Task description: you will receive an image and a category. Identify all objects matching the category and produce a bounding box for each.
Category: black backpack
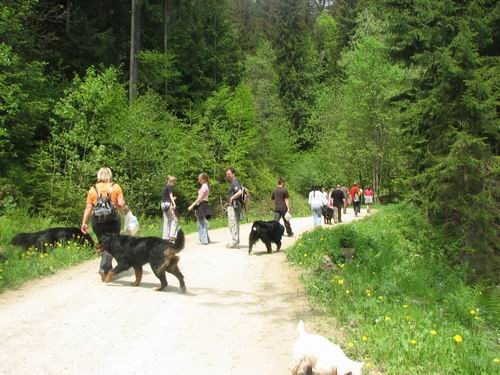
[93,184,117,223]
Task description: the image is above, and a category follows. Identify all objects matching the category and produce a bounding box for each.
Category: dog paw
[180,286,187,293]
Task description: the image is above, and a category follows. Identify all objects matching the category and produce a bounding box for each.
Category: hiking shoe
[287,233,294,237]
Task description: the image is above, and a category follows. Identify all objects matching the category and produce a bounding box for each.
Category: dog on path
[291,320,364,375]
[248,220,285,255]
[97,230,186,292]
[11,227,94,252]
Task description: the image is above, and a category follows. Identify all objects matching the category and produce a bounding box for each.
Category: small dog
[97,230,186,292]
[11,227,95,252]
[291,321,364,375]
[322,206,334,225]
[248,220,285,255]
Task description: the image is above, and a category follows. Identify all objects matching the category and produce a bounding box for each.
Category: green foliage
[288,205,500,373]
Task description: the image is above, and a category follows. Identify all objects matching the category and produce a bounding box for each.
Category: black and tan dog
[248,220,285,255]
[322,206,334,224]
[11,227,94,252]
[97,230,186,292]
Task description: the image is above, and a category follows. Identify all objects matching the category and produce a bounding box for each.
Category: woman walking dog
[188,173,212,245]
[81,167,128,281]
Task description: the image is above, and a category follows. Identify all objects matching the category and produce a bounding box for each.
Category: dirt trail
[0,211,367,375]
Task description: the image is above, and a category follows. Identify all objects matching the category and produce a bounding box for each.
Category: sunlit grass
[287,204,499,374]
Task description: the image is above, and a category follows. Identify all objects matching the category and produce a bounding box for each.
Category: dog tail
[170,229,185,252]
[297,320,305,336]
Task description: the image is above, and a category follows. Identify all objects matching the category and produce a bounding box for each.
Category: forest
[0,0,498,283]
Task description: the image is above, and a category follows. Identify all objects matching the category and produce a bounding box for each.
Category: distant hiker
[225,167,242,249]
[331,184,345,223]
[340,185,349,214]
[308,185,323,227]
[272,177,293,237]
[350,183,361,216]
[364,186,374,213]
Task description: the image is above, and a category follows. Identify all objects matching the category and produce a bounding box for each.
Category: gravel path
[0,210,367,375]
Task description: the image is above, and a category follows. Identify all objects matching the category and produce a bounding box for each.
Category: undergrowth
[287,204,500,374]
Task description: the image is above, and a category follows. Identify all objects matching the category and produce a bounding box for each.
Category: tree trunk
[129,0,142,103]
[65,0,71,35]
[164,0,171,98]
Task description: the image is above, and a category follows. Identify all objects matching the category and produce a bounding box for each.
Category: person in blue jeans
[188,173,211,245]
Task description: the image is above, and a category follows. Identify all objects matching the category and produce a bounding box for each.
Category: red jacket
[349,185,359,199]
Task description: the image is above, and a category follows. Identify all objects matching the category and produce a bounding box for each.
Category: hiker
[188,173,212,245]
[331,185,345,223]
[81,167,128,281]
[161,176,178,241]
[340,185,349,214]
[225,167,243,249]
[364,186,374,213]
[350,183,361,216]
[271,177,293,237]
[308,185,323,227]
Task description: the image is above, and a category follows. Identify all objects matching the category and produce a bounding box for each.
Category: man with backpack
[81,167,128,281]
[272,177,293,236]
[225,167,242,249]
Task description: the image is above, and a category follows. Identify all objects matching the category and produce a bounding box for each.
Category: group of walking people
[308,183,374,227]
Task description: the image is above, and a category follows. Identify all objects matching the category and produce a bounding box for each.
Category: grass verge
[287,204,499,374]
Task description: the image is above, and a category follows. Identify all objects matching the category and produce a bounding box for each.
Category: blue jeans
[312,208,322,227]
[197,217,210,245]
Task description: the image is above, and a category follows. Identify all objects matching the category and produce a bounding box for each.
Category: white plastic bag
[284,211,292,221]
[124,210,139,235]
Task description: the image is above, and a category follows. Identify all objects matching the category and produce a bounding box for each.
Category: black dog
[248,220,285,255]
[11,227,95,252]
[322,206,334,224]
[97,230,186,292]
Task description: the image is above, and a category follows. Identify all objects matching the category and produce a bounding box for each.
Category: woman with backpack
[161,176,179,241]
[308,185,323,227]
[188,173,212,245]
[81,167,127,281]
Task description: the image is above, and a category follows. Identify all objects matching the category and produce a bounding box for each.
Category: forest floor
[0,210,368,375]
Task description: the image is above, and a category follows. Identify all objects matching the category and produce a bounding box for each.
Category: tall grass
[287,204,499,374]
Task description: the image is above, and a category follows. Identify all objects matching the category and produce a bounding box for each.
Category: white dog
[291,320,364,375]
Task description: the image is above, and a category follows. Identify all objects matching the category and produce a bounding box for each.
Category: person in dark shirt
[331,184,345,223]
[272,177,293,236]
[225,167,242,249]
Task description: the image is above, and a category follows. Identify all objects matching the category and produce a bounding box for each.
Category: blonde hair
[97,167,113,183]
[198,173,209,183]
[165,175,177,185]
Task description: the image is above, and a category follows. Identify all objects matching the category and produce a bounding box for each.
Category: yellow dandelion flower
[405,315,411,321]
[337,279,344,286]
[362,336,368,342]
[339,263,345,269]
[378,296,384,300]
[403,304,409,308]
[384,316,391,321]
[348,342,354,348]
[430,330,438,336]
[494,358,499,364]
[410,339,417,346]
[453,335,463,344]
[469,309,476,316]
[365,362,372,369]
[345,290,350,295]
[304,253,308,257]
[474,316,480,321]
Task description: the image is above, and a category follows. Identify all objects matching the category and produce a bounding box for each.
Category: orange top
[86,182,123,207]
